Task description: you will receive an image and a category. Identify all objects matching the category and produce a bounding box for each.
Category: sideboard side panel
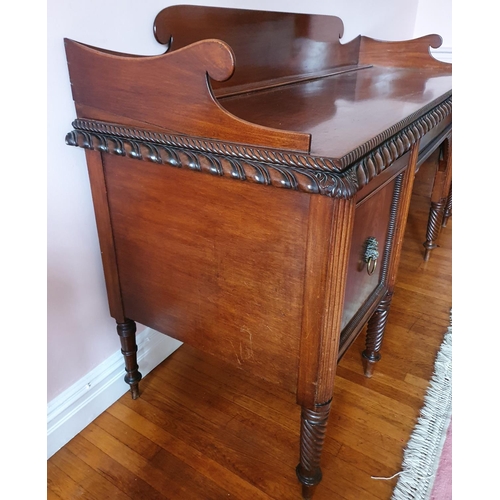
[103,154,311,392]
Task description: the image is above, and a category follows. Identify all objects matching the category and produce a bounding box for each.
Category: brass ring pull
[366,256,377,275]
[364,237,379,276]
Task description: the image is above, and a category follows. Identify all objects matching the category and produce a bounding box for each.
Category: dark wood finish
[62,6,452,498]
[358,34,449,69]
[296,403,332,499]
[105,153,310,392]
[83,149,125,323]
[423,137,452,261]
[153,5,361,96]
[297,196,355,409]
[362,292,393,377]
[424,199,446,260]
[383,143,421,292]
[48,165,452,499]
[361,143,420,376]
[64,38,311,152]
[116,320,142,399]
[220,67,451,159]
[442,183,452,227]
[341,176,398,332]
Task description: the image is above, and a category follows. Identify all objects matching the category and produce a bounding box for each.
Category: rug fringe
[390,320,452,500]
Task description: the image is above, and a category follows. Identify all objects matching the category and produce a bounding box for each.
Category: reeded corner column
[296,194,356,499]
[116,319,142,399]
[362,291,393,378]
[296,401,332,500]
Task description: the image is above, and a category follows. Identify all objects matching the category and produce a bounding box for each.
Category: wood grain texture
[424,137,452,261]
[384,142,421,290]
[64,38,311,152]
[47,159,452,500]
[358,34,451,70]
[104,154,311,392]
[65,5,452,160]
[83,149,125,322]
[221,68,451,158]
[297,196,355,408]
[153,5,360,94]
[442,183,452,227]
[430,138,452,204]
[66,95,451,182]
[359,143,420,378]
[341,178,396,331]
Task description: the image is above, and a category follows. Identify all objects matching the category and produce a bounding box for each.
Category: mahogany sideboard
[64,5,452,499]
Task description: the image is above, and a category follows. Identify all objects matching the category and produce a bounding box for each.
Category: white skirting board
[47,328,182,459]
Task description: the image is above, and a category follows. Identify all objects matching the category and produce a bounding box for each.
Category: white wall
[47,0,450,403]
[414,0,452,47]
[414,0,452,63]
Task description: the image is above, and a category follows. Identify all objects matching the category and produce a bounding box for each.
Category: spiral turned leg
[442,184,452,228]
[423,199,446,262]
[296,402,331,499]
[362,293,393,378]
[116,319,142,399]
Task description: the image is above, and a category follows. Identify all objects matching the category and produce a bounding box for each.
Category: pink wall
[47,0,450,403]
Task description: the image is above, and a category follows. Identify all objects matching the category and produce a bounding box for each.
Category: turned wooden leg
[423,199,446,262]
[442,183,452,228]
[116,319,142,399]
[423,136,451,261]
[362,293,393,377]
[296,401,331,499]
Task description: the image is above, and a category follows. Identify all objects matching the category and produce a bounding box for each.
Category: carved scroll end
[358,34,451,70]
[175,39,236,83]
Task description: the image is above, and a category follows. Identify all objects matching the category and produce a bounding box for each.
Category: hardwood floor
[47,157,452,500]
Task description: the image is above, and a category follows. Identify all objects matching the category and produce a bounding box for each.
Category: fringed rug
[391,317,452,500]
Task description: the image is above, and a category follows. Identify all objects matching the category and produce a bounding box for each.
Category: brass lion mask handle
[364,237,379,276]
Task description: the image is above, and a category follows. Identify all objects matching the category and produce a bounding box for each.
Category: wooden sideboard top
[220,66,451,158]
[65,5,451,165]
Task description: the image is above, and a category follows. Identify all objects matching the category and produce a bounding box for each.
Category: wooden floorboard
[48,158,452,500]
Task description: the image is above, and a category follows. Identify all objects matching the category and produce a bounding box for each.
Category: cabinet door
[340,175,400,334]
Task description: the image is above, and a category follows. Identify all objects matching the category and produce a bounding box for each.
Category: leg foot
[296,402,331,499]
[362,353,380,378]
[362,293,393,377]
[116,319,142,399]
[300,484,317,499]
